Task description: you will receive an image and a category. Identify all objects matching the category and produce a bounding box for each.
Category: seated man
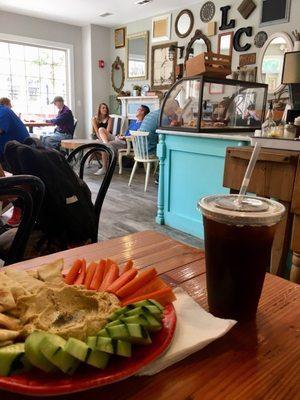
[109,105,150,150]
[41,96,75,151]
[95,105,150,175]
[0,102,29,165]
[0,97,12,108]
[139,108,160,155]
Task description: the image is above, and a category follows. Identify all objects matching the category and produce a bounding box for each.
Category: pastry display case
[159,76,268,133]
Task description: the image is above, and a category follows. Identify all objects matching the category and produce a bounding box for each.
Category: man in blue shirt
[139,108,160,154]
[41,96,75,151]
[0,104,29,161]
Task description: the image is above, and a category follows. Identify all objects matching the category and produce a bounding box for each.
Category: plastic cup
[198,195,285,321]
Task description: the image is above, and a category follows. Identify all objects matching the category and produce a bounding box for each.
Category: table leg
[29,126,33,134]
[291,252,300,283]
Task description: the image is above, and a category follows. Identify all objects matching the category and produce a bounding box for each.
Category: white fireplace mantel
[118,96,161,131]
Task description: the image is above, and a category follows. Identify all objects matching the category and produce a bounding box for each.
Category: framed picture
[209,83,224,94]
[151,14,171,43]
[115,27,126,49]
[260,0,291,27]
[217,31,234,59]
[151,42,177,90]
[232,66,257,82]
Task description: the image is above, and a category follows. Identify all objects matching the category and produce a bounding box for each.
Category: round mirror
[111,56,125,93]
[175,9,194,38]
[257,32,293,94]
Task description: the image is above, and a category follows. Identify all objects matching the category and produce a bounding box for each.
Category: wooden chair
[128,131,159,192]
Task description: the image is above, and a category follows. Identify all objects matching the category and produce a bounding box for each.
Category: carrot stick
[121,276,167,301]
[121,287,176,306]
[107,268,138,294]
[90,259,106,290]
[84,261,98,289]
[122,260,133,274]
[116,268,157,298]
[74,259,86,285]
[100,264,119,291]
[102,259,114,280]
[64,259,82,284]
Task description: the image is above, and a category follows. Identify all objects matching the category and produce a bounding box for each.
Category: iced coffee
[198,195,285,321]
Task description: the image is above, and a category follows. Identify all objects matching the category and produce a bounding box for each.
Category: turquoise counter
[156,130,250,239]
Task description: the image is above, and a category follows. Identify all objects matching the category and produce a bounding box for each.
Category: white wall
[0,10,87,136]
[110,0,300,94]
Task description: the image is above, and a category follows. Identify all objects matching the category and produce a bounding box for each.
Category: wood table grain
[2,230,299,400]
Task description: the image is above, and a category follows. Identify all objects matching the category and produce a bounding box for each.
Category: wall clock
[200,1,215,23]
[254,31,268,48]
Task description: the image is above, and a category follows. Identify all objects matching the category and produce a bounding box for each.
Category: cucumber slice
[106,324,129,340]
[105,320,124,328]
[131,300,152,308]
[65,338,90,362]
[143,312,162,332]
[116,340,131,357]
[125,324,152,345]
[124,307,144,317]
[40,334,80,375]
[86,336,97,349]
[86,350,110,369]
[97,328,110,337]
[25,332,57,373]
[95,337,114,354]
[125,306,162,321]
[108,306,130,321]
[148,299,164,312]
[0,343,25,376]
[142,305,162,319]
[120,314,149,327]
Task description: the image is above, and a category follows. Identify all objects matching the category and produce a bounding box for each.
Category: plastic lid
[198,195,285,226]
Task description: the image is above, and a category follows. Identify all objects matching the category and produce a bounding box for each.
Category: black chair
[0,175,45,265]
[67,143,116,242]
[72,118,78,139]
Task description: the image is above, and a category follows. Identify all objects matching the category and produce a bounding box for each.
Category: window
[0,41,69,119]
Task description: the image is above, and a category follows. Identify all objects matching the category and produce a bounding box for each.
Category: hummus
[17,283,120,340]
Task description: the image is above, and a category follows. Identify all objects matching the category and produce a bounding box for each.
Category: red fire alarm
[98,60,105,69]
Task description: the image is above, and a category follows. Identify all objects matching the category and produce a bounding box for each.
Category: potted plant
[132,85,141,96]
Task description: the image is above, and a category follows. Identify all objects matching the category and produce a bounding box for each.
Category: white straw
[236,142,261,205]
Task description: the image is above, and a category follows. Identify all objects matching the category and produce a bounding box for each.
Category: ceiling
[0,0,202,27]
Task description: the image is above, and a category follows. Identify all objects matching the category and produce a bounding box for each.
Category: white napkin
[137,287,236,376]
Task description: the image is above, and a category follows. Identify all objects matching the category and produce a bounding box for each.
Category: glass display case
[159,76,268,133]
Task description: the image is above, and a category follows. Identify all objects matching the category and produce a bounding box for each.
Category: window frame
[0,32,75,115]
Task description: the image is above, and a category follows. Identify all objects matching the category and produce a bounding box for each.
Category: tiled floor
[85,163,204,250]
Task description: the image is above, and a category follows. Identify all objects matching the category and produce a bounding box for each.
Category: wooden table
[23,121,53,134]
[60,139,98,150]
[2,231,299,400]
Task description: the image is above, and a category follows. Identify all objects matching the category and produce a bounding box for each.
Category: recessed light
[99,12,113,17]
[135,0,153,5]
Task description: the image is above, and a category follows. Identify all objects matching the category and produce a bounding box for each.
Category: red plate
[0,304,176,396]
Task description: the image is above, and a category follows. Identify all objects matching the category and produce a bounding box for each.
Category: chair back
[130,131,151,162]
[0,175,45,265]
[72,118,78,138]
[67,144,116,241]
[110,114,124,136]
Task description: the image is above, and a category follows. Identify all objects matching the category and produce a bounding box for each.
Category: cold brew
[198,195,285,321]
